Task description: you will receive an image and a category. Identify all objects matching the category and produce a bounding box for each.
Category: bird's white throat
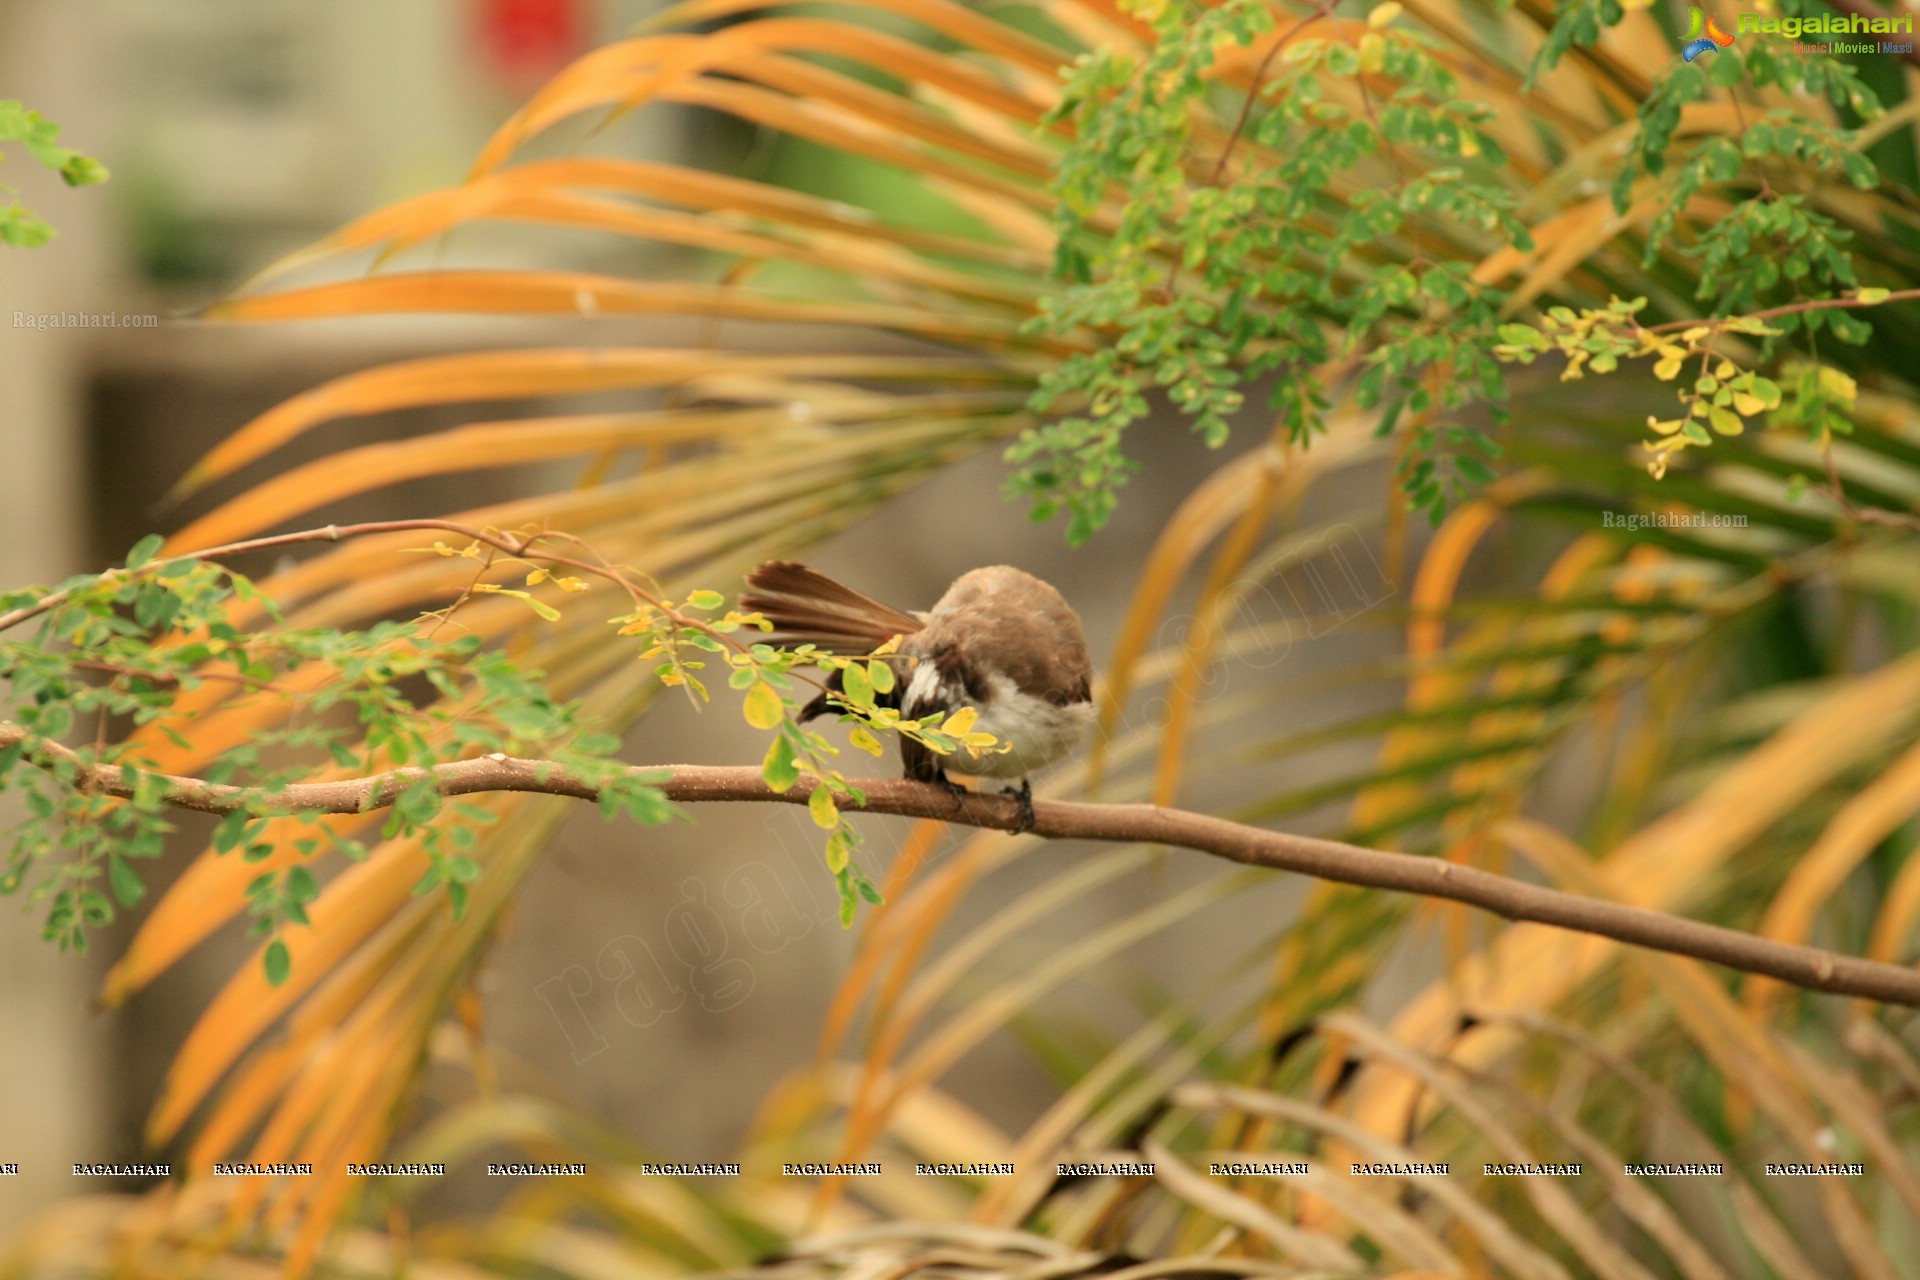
[905,662,1093,781]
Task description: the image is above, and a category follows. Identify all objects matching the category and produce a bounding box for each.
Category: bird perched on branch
[740,561,1094,833]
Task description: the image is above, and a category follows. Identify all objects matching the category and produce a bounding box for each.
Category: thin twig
[0,517,837,699]
[67,659,287,694]
[0,519,709,646]
[5,722,1918,1008]
[1646,287,1920,334]
[1821,432,1920,532]
[1159,0,1340,305]
[1206,0,1341,190]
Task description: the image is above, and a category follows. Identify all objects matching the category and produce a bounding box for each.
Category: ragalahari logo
[1681,6,1736,60]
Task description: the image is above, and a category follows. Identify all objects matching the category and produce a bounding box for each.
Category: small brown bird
[740,561,1094,832]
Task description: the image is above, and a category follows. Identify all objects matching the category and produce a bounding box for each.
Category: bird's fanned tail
[740,560,924,654]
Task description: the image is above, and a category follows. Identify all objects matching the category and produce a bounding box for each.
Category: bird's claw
[1003,778,1035,835]
[937,771,968,812]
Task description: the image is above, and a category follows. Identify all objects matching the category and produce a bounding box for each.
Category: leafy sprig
[0,100,107,247]
[1491,290,1914,479]
[1021,0,1902,537]
[0,536,662,974]
[1021,0,1526,537]
[1,527,1010,977]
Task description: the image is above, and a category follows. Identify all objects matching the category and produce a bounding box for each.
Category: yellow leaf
[1653,356,1684,381]
[525,568,550,586]
[1357,32,1386,74]
[743,681,784,729]
[1367,1,1403,27]
[808,785,840,829]
[554,576,590,593]
[1732,392,1766,416]
[849,725,884,757]
[1818,366,1858,405]
[1856,287,1891,304]
[472,584,560,620]
[823,827,851,874]
[942,706,979,737]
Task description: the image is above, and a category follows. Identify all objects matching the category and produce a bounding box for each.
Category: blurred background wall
[2,0,649,1232]
[3,0,117,1237]
[0,0,1403,1238]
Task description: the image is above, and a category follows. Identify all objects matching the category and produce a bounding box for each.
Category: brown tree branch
[5,722,1917,1008]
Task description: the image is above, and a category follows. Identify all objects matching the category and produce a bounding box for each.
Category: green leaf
[263,938,291,987]
[61,154,108,187]
[0,205,53,247]
[125,534,164,570]
[214,810,252,854]
[841,661,874,709]
[762,733,800,792]
[838,883,856,928]
[285,864,320,903]
[133,584,181,630]
[687,589,725,610]
[108,857,144,908]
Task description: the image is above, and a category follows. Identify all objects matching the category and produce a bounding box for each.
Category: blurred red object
[478,0,588,87]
